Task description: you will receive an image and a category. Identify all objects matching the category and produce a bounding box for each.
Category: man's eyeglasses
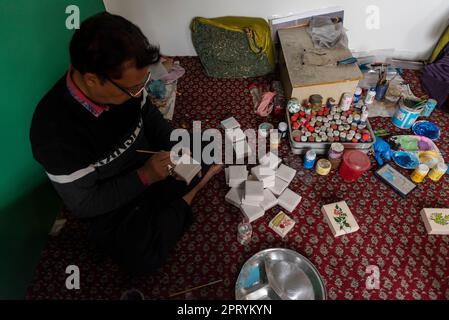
[106,70,152,98]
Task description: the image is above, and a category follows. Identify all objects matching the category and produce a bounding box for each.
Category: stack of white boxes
[221,117,253,161]
[221,117,301,223]
[224,154,302,222]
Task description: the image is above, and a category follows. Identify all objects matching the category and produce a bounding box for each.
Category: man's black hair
[70,12,160,80]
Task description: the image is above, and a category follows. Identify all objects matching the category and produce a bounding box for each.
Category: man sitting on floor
[30,12,221,276]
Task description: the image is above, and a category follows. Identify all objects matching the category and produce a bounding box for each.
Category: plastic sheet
[307,16,348,49]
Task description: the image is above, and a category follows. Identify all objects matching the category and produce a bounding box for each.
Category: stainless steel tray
[235,248,326,300]
[286,108,377,155]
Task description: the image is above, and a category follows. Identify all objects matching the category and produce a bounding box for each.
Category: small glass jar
[237,221,252,245]
[328,143,345,170]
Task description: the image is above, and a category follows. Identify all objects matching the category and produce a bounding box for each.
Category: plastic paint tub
[421,99,437,117]
[392,99,423,129]
[339,150,371,182]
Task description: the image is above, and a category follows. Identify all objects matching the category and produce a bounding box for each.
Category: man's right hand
[139,151,173,185]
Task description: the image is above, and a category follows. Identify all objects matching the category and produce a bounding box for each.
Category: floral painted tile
[420,208,449,235]
[322,201,360,237]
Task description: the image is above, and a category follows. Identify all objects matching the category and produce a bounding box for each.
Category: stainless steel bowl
[235,248,326,300]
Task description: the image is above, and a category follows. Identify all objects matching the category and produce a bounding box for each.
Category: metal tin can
[316,159,332,175]
[411,164,429,183]
[340,93,353,111]
[304,150,317,169]
[428,162,447,182]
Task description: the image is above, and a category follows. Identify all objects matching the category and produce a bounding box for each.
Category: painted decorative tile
[420,208,449,235]
[322,201,359,237]
[269,211,296,238]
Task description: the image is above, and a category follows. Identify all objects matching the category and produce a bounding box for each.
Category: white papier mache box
[322,201,359,237]
[260,189,278,211]
[225,127,246,143]
[225,187,244,208]
[277,188,302,213]
[276,164,297,184]
[420,208,449,235]
[244,181,264,202]
[268,177,289,197]
[228,165,248,188]
[220,117,240,130]
[173,154,202,185]
[251,165,276,189]
[259,152,282,170]
[240,204,265,223]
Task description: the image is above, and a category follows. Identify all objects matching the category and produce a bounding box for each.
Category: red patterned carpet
[26,58,449,300]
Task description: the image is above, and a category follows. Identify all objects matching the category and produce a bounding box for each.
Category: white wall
[104,0,449,60]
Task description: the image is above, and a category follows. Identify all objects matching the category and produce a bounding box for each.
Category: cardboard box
[278,27,362,102]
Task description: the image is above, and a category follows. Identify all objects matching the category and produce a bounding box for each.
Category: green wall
[0,0,105,299]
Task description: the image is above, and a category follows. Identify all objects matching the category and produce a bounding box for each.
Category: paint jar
[316,159,332,176]
[237,221,252,245]
[309,94,323,110]
[421,99,437,117]
[328,143,344,170]
[304,150,317,170]
[392,98,424,129]
[326,98,336,110]
[340,93,352,111]
[364,88,376,105]
[339,150,371,182]
[278,122,288,138]
[411,164,430,183]
[258,123,273,138]
[353,87,362,104]
[428,162,448,182]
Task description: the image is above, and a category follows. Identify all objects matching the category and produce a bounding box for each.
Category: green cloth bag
[191,16,275,78]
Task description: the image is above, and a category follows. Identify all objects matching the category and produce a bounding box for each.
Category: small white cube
[260,189,278,211]
[277,188,302,213]
[173,154,202,185]
[220,117,240,130]
[240,204,265,223]
[228,165,248,188]
[225,187,244,208]
[234,139,253,161]
[241,197,263,207]
[225,128,246,143]
[244,180,264,202]
[420,208,449,235]
[259,152,282,170]
[276,164,297,184]
[251,165,276,188]
[268,177,289,196]
[322,201,360,237]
